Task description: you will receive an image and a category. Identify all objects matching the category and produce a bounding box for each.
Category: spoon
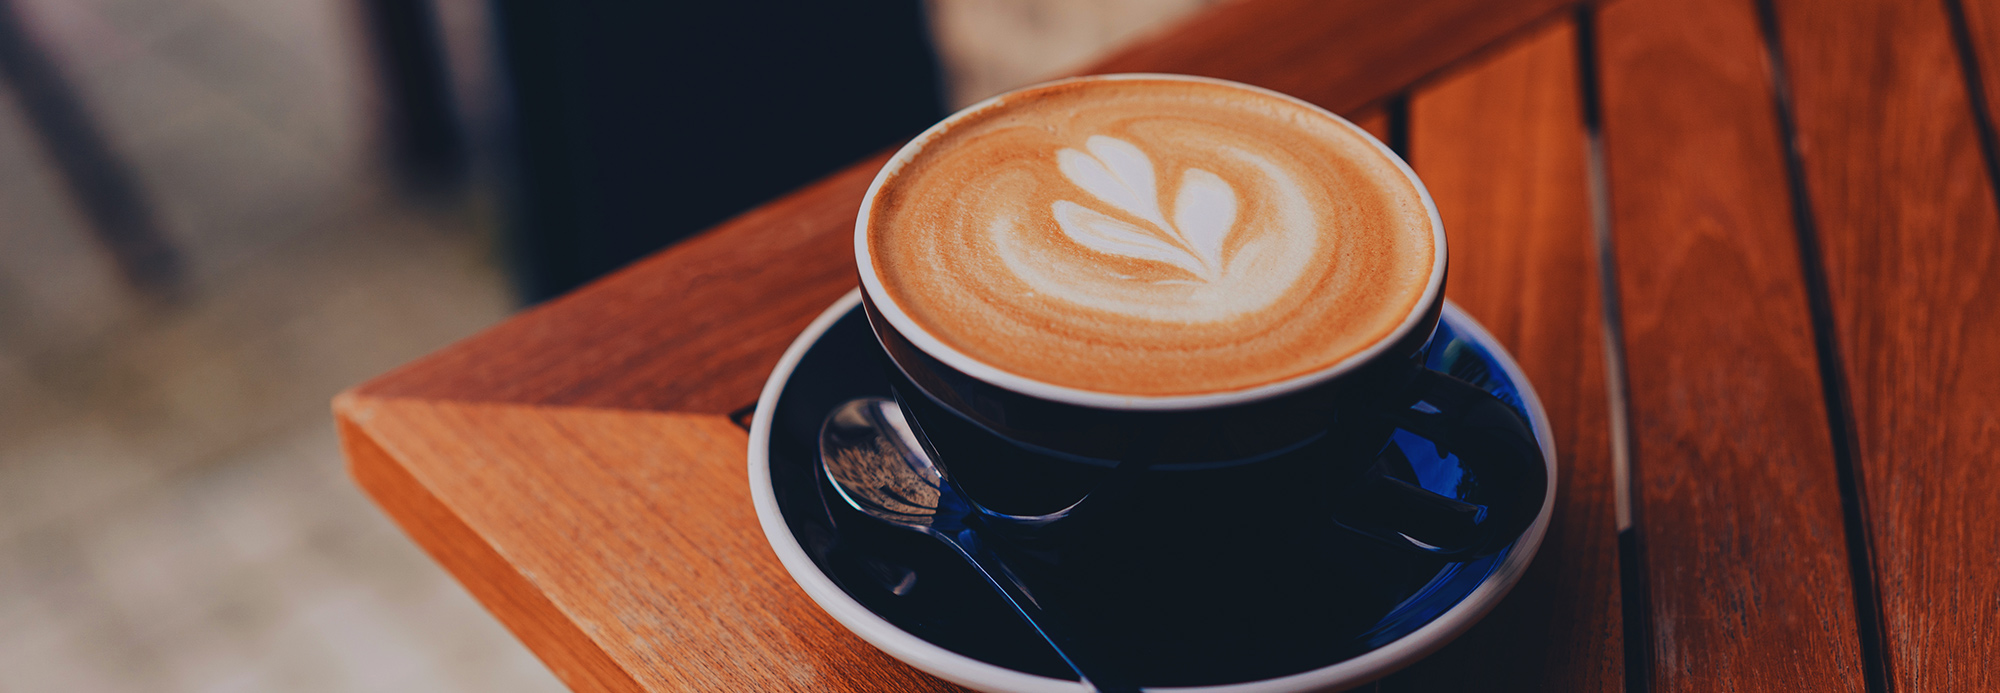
[819,397,1138,693]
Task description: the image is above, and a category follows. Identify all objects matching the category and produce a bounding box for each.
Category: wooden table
[333,0,2000,690]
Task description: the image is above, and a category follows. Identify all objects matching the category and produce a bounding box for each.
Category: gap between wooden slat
[729,401,757,431]
[1384,94,1412,159]
[1573,6,1648,692]
[1393,17,1625,691]
[1942,0,2000,213]
[1590,134,1630,538]
[1573,6,1631,538]
[1748,0,1891,690]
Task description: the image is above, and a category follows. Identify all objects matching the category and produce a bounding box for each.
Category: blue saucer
[748,292,1554,691]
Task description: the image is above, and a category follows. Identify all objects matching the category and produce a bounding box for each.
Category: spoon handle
[940,527,1140,693]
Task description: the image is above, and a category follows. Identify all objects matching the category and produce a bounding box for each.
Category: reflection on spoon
[819,397,1138,693]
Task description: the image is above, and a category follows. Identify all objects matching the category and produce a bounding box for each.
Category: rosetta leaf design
[1173,168,1236,274]
[1057,136,1168,231]
[1052,202,1210,278]
[1052,135,1238,281]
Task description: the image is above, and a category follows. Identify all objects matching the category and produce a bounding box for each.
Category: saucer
[748,289,1556,692]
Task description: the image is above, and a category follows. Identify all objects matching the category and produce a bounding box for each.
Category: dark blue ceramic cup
[853,75,1546,560]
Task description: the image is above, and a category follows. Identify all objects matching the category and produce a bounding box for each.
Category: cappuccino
[862,76,1436,397]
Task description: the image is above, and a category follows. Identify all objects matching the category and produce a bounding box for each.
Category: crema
[864,77,1436,397]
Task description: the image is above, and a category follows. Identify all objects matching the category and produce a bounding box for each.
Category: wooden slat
[351,0,1577,413]
[1084,0,1575,116]
[1595,0,1869,689]
[1767,0,2000,687]
[338,395,962,692]
[1382,17,1623,691]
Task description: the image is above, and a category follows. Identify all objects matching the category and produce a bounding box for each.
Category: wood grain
[1767,0,2000,687]
[338,395,964,692]
[1381,17,1623,692]
[340,404,641,693]
[1595,0,1867,689]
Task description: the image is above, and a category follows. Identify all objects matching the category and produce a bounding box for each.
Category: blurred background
[0,0,1211,689]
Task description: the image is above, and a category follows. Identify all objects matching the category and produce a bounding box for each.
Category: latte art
[1014,134,1320,324]
[864,77,1437,397]
[1051,135,1242,284]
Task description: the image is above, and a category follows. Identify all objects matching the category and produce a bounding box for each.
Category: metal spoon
[820,397,1138,693]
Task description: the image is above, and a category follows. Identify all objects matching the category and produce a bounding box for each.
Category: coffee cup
[853,74,1545,559]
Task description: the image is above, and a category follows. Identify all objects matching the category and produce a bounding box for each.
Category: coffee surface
[866,77,1435,396]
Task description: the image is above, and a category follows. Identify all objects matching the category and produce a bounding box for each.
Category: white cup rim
[853,73,1450,412]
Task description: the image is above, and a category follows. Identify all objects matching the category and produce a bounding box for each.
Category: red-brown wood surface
[1382,17,1623,691]
[340,409,642,692]
[1596,0,1866,689]
[1768,0,2000,686]
[1348,107,1391,146]
[342,397,962,692]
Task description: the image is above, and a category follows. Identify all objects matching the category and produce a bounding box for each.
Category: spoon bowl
[819,397,1136,693]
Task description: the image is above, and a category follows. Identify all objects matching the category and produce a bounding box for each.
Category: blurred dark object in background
[360,0,470,196]
[491,0,946,302]
[0,0,179,296]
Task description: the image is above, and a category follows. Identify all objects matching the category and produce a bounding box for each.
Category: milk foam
[865,77,1436,397]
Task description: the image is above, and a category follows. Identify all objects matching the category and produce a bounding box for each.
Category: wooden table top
[333,0,2000,690]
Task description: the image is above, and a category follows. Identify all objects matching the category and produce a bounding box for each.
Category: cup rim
[855,73,1448,412]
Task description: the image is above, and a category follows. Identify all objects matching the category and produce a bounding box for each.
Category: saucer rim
[747,288,1558,693]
